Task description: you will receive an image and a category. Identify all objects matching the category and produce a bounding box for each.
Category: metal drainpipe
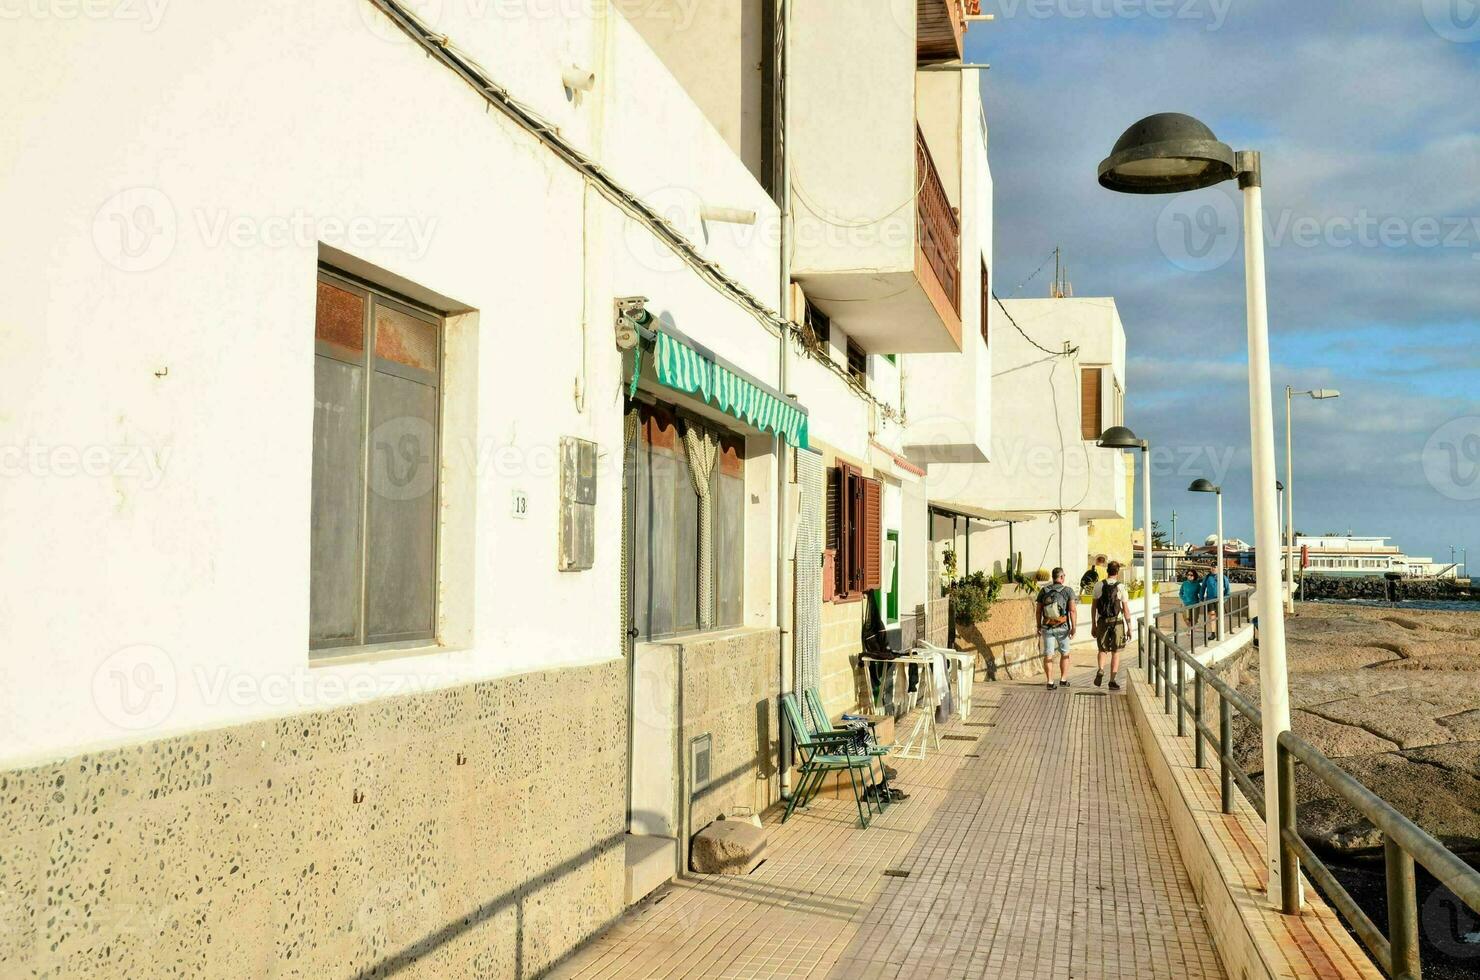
[775,0,794,801]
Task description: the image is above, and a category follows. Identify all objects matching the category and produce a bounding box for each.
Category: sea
[1310,598,1480,613]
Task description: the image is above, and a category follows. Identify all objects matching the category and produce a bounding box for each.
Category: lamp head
[1188,478,1220,494]
[1096,425,1145,450]
[1310,389,1341,400]
[1098,113,1237,195]
[1276,480,1284,492]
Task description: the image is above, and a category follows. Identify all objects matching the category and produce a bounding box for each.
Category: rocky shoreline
[1232,603,1480,858]
[1297,574,1478,604]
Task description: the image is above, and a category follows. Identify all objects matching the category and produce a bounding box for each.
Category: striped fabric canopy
[653,330,809,449]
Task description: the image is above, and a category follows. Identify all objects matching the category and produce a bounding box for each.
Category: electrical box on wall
[558,436,597,571]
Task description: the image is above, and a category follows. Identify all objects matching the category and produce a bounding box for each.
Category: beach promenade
[555,643,1223,979]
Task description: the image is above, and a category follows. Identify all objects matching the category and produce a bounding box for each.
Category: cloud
[973,4,1480,559]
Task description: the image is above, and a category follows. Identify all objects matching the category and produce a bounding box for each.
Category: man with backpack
[1036,567,1078,691]
[1092,560,1132,690]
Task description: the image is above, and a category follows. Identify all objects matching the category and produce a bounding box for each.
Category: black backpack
[1094,580,1122,623]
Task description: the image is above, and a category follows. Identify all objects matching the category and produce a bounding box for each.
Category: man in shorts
[1092,561,1132,691]
[1036,567,1077,691]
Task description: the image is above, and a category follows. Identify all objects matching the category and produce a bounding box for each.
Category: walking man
[1202,561,1230,636]
[1036,567,1077,691]
[1179,568,1202,638]
[1092,560,1132,690]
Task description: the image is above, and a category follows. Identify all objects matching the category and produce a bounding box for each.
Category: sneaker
[1108,679,1122,691]
[1060,679,1071,688]
[1094,670,1104,687]
[1047,682,1057,691]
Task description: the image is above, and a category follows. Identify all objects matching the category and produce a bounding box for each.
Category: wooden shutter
[861,478,882,591]
[824,466,842,599]
[1080,367,1103,441]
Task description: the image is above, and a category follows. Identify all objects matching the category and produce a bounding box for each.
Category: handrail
[1142,600,1480,979]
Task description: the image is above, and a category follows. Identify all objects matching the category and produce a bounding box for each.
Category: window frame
[310,267,444,656]
[628,399,747,642]
[1080,365,1104,442]
[825,463,881,603]
[845,339,868,387]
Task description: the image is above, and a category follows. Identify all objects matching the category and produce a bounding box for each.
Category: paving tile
[553,651,1224,979]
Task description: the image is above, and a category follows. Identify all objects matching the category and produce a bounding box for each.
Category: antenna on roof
[1050,246,1073,298]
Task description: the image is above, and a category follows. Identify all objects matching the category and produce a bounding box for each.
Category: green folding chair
[780,692,875,828]
[804,688,894,810]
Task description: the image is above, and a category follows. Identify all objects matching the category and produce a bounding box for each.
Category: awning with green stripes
[652,330,809,449]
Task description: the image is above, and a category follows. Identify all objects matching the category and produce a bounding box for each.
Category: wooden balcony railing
[916,128,961,314]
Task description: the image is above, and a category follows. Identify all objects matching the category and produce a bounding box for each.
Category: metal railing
[915,127,960,313]
[1139,599,1480,979]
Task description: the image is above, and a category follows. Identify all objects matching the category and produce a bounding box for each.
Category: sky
[968,0,1480,570]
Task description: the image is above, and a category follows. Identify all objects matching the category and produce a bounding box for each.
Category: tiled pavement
[554,648,1225,979]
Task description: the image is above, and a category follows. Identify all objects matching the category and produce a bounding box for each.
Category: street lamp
[1188,479,1225,643]
[1102,112,1296,906]
[1285,388,1340,612]
[1276,480,1284,587]
[1098,425,1152,641]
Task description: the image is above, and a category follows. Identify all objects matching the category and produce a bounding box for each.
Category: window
[629,401,745,639]
[1080,367,1103,441]
[824,463,881,601]
[846,339,868,387]
[980,259,990,346]
[310,270,442,652]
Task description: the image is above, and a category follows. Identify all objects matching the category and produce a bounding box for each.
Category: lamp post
[1099,113,1294,904]
[1188,479,1224,642]
[1285,387,1341,612]
[1098,425,1152,636]
[1276,480,1284,589]
[1170,509,1178,581]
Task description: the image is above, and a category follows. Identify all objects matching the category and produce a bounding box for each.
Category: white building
[1295,534,1444,578]
[1,1,1002,975]
[924,296,1132,580]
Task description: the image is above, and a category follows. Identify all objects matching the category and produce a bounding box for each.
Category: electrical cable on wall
[367,0,904,422]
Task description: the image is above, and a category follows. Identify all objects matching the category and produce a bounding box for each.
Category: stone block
[689,819,767,875]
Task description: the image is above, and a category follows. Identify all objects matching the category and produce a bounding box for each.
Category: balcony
[917,0,972,63]
[787,0,964,354]
[915,128,961,323]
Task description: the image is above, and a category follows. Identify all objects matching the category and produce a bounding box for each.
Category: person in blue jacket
[1178,569,1202,635]
[1201,562,1231,635]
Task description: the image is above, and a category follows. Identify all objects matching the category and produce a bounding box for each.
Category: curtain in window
[682,421,720,629]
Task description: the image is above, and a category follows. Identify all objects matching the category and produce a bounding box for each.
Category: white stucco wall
[901,89,992,464]
[788,0,918,278]
[0,2,785,764]
[930,297,1128,520]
